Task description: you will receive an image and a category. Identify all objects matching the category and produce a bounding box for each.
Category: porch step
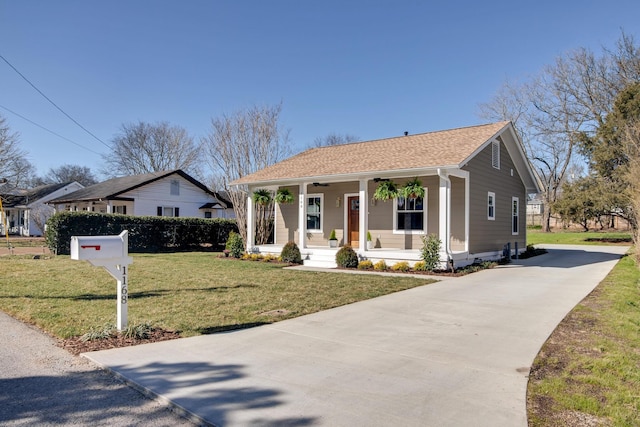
[301,248,338,269]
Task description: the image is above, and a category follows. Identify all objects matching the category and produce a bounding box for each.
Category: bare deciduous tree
[44,164,98,186]
[480,32,640,232]
[104,121,201,177]
[623,119,640,258]
[309,132,359,148]
[0,115,34,187]
[203,103,291,245]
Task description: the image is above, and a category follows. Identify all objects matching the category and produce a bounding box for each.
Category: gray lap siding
[464,138,526,254]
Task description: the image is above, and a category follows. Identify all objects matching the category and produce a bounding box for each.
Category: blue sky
[1,1,638,180]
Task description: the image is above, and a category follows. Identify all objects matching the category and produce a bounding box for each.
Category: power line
[0,53,112,150]
[0,104,104,156]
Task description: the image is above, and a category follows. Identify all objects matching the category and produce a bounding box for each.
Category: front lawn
[527,230,632,246]
[0,253,432,339]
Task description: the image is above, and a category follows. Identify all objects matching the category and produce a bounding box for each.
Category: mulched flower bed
[60,328,182,355]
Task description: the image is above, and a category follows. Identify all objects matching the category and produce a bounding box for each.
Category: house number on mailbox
[121,266,128,305]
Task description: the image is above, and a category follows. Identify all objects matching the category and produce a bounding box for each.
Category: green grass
[0,253,433,338]
[527,230,632,246]
[527,253,640,426]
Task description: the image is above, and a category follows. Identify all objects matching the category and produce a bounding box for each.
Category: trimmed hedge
[46,211,238,255]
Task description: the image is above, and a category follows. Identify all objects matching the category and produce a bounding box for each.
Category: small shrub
[336,245,359,268]
[391,261,410,272]
[281,241,302,264]
[262,254,277,262]
[226,231,245,258]
[420,234,442,271]
[413,261,427,271]
[329,229,337,240]
[249,253,262,261]
[122,322,153,339]
[241,253,251,260]
[80,323,115,342]
[358,260,374,270]
[373,260,388,271]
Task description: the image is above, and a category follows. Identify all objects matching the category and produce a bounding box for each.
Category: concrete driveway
[85,244,628,426]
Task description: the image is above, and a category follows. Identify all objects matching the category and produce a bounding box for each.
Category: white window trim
[158,206,179,217]
[306,193,324,233]
[512,196,519,235]
[487,191,495,221]
[492,140,500,170]
[393,188,427,234]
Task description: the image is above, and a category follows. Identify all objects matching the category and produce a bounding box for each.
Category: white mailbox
[70,230,133,331]
[71,234,128,261]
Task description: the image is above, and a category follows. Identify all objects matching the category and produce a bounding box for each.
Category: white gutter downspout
[437,168,453,269]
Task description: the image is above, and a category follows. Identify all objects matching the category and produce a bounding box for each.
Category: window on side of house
[306,194,323,232]
[394,190,427,232]
[512,197,519,235]
[170,179,180,196]
[114,205,127,215]
[491,140,500,169]
[204,211,212,219]
[488,192,495,220]
[157,206,180,217]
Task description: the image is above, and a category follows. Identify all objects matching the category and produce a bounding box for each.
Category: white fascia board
[235,166,460,188]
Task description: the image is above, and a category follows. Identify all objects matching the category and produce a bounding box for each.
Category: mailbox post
[71,230,133,331]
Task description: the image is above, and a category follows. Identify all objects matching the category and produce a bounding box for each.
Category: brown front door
[348,196,359,247]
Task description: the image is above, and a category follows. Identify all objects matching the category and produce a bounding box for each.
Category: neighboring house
[231,121,540,268]
[49,170,235,219]
[0,181,85,236]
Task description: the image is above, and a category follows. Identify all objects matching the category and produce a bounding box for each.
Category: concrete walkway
[85,244,629,426]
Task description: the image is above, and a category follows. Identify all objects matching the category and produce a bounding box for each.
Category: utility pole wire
[0,53,111,149]
[0,104,104,156]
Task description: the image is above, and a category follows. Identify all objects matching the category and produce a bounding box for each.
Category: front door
[348,196,359,247]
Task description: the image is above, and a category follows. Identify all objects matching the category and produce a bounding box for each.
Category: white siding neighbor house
[0,181,85,236]
[49,170,234,219]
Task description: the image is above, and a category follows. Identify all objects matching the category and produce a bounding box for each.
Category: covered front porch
[246,168,473,269]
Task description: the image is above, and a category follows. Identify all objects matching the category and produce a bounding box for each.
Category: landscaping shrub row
[46,211,238,254]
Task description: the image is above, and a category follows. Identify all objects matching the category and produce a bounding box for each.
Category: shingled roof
[0,182,74,207]
[50,170,214,204]
[231,121,512,185]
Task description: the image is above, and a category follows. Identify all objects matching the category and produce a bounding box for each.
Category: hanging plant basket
[373,180,398,202]
[274,188,294,204]
[399,178,425,200]
[252,188,273,206]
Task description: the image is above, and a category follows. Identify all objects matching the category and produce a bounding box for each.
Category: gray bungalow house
[231,121,540,268]
[50,170,234,219]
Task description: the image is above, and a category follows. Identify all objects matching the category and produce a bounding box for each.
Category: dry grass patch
[0,252,433,342]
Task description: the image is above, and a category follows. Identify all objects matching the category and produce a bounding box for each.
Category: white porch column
[298,182,307,249]
[246,189,255,252]
[438,169,451,265]
[358,179,368,252]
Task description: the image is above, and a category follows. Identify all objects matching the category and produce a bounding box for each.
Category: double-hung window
[512,197,519,235]
[306,194,323,232]
[487,192,495,220]
[395,191,426,232]
[157,206,180,217]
